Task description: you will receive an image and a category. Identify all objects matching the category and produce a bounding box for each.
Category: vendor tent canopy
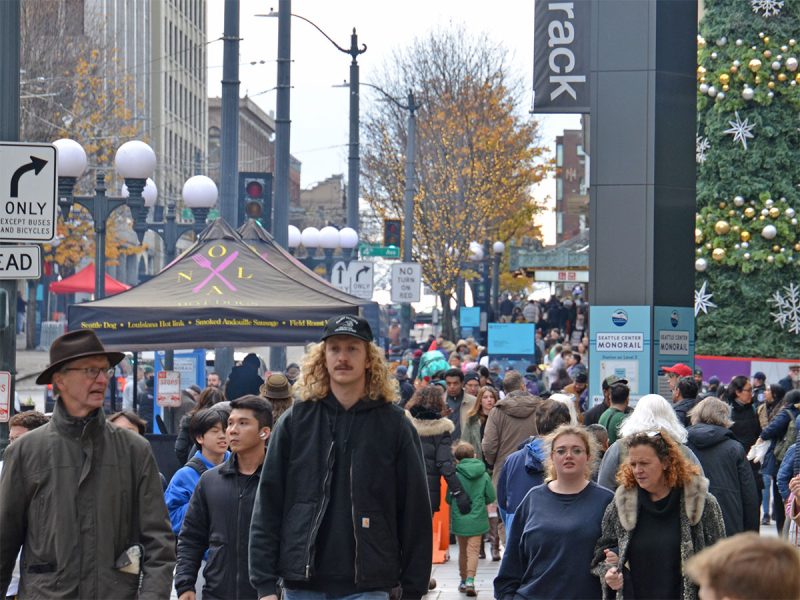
[50,263,130,296]
[68,219,360,350]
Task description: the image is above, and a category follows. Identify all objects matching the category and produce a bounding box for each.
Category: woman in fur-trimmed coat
[406,385,472,515]
[591,431,726,600]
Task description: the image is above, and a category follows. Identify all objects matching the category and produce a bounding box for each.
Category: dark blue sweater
[494,482,613,600]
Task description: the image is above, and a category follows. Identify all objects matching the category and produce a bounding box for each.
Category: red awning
[49,263,130,296]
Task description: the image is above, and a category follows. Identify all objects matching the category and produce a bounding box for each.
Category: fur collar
[615,475,709,531]
[406,412,455,436]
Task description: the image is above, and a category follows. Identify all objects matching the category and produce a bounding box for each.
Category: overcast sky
[206,0,581,243]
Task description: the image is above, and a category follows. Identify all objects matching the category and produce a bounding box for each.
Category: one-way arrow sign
[10,156,48,198]
[0,142,57,243]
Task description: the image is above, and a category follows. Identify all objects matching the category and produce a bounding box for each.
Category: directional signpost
[0,143,57,243]
[330,260,374,299]
[0,246,41,279]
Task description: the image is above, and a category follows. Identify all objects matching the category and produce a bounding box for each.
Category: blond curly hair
[297,340,398,403]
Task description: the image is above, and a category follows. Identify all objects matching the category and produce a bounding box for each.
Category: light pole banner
[532,0,591,113]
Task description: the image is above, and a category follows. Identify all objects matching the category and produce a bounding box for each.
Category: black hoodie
[687,422,759,535]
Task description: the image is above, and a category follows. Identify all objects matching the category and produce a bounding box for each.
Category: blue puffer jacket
[497,437,546,515]
[760,403,800,476]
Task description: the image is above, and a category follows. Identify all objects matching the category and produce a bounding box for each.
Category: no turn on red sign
[391,262,422,303]
[0,142,57,243]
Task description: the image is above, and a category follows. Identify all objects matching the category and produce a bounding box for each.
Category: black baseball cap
[321,314,373,343]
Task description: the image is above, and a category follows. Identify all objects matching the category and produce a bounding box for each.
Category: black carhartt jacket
[249,394,432,599]
[175,453,262,599]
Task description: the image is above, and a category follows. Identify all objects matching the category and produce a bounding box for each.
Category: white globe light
[339,227,359,249]
[493,241,506,255]
[115,140,156,179]
[142,178,158,207]
[53,138,87,178]
[182,175,218,208]
[761,224,778,239]
[288,225,302,248]
[301,227,321,249]
[318,226,340,249]
[469,241,484,261]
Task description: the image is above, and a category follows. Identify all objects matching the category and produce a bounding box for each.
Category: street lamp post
[54,138,156,300]
[264,9,366,234]
[492,241,505,316]
[293,225,359,277]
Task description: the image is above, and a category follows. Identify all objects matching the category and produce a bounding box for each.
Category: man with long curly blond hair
[249,315,432,600]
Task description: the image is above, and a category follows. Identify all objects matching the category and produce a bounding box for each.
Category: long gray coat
[591,475,726,600]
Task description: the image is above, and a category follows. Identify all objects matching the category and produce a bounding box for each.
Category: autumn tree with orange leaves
[362,26,550,339]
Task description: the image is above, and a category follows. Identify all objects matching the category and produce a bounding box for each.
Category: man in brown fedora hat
[0,330,175,599]
[260,372,294,423]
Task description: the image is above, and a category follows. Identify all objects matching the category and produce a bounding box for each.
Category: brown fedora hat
[36,330,125,385]
[263,373,292,399]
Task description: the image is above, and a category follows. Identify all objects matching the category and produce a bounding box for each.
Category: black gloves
[453,490,472,515]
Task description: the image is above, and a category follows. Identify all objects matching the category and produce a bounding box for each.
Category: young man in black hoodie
[175,395,272,600]
[249,315,432,600]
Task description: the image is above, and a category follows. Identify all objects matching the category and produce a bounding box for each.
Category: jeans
[762,474,772,518]
[283,591,389,600]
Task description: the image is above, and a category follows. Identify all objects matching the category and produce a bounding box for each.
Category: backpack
[186,455,209,476]
[774,409,798,462]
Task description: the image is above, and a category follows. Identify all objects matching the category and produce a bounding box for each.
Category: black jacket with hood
[175,453,262,599]
[249,393,432,599]
[686,423,759,535]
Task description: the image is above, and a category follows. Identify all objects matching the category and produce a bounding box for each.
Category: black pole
[216,0,241,382]
[400,91,418,340]
[346,29,361,233]
[0,0,20,451]
[94,173,108,299]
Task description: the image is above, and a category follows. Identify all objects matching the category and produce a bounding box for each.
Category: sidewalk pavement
[425,542,502,598]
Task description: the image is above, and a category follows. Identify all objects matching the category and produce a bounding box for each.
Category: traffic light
[238,172,273,230]
[384,218,402,248]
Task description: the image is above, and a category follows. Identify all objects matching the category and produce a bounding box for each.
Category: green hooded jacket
[447,457,496,536]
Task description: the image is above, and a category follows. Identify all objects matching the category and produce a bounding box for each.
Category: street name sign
[330,260,374,299]
[391,262,422,303]
[0,142,57,243]
[359,244,400,259]
[0,245,41,279]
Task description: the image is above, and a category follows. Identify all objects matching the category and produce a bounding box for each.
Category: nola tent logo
[177,244,254,295]
[611,309,628,327]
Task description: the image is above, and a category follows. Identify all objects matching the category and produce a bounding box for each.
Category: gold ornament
[720,73,730,85]
[749,58,762,72]
[705,242,713,250]
[714,220,730,235]
[794,243,800,252]
[759,215,766,221]
[730,65,739,74]
[792,39,798,46]
[769,207,781,218]
[718,201,727,209]
[712,248,726,261]
[768,81,776,89]
[764,50,772,59]
[796,73,800,83]
[764,36,771,45]
[728,209,736,216]
[723,84,730,92]
[773,245,781,252]
[779,73,788,82]
[744,207,756,218]
[733,225,741,233]
[695,228,704,244]
[741,231,751,242]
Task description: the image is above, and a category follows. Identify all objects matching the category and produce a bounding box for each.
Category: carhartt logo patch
[361,517,370,528]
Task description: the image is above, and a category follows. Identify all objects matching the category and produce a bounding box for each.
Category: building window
[556,143,563,167]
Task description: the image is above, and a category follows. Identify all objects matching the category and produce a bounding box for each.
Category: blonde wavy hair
[297,340,398,403]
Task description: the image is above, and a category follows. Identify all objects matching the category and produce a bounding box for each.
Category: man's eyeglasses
[62,367,114,380]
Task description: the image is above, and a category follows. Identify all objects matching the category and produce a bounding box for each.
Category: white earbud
[259,432,266,439]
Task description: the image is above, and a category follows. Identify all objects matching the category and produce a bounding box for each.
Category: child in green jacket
[448,441,497,596]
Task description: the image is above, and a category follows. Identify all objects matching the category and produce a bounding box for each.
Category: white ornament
[711,52,718,59]
[792,218,798,225]
[766,198,774,207]
[700,83,710,94]
[762,224,778,239]
[723,111,756,150]
[696,136,711,164]
[772,61,782,70]
[742,241,750,248]
[695,258,708,272]
[787,57,799,71]
[717,36,727,46]
[762,209,769,216]
[734,195,746,206]
[768,92,775,98]
[751,0,784,17]
[770,283,800,335]
[742,87,755,100]
[736,39,744,46]
[786,208,796,218]
[744,252,751,259]
[695,281,717,316]
[717,92,726,100]
[708,86,718,97]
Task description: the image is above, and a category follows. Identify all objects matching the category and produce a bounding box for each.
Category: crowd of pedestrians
[2,321,800,599]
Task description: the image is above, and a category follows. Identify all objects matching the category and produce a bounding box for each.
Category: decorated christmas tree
[695,0,800,357]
